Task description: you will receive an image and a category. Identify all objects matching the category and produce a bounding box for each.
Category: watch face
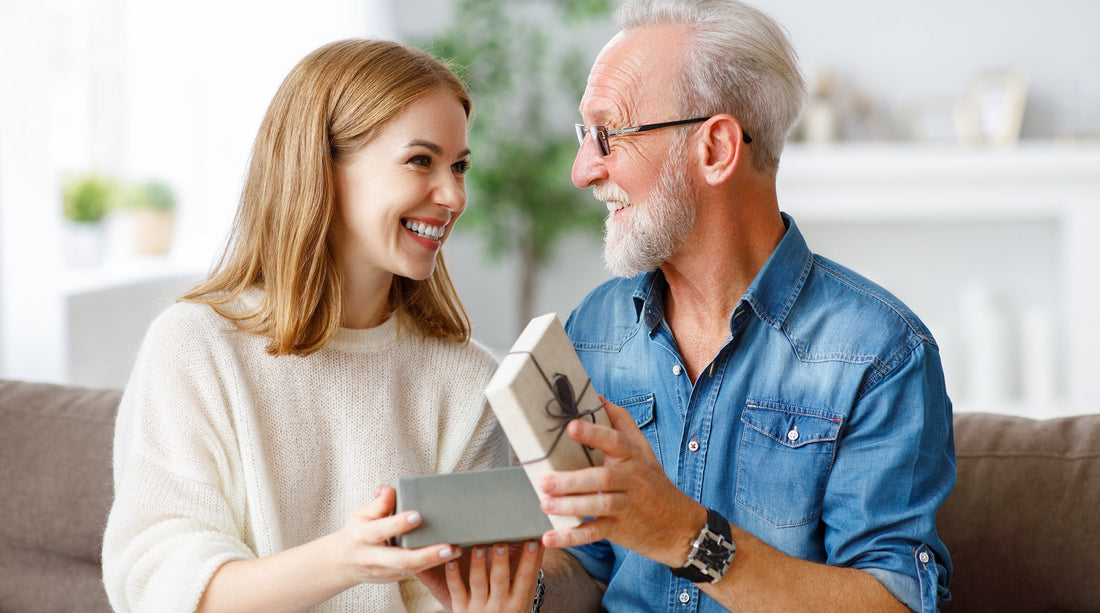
[671,509,736,583]
[697,530,735,577]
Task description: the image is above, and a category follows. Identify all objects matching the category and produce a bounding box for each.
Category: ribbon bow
[511,351,605,467]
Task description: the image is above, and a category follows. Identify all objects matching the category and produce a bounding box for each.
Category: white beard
[600,141,698,278]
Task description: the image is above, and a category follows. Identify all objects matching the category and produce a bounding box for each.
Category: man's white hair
[616,0,807,175]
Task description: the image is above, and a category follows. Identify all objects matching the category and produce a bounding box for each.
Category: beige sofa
[1,378,1098,612]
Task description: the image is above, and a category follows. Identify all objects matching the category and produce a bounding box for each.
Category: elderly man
[537,1,955,611]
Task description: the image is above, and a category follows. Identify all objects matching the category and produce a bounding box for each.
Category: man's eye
[452,159,471,175]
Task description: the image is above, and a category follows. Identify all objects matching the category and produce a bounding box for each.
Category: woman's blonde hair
[182,39,474,356]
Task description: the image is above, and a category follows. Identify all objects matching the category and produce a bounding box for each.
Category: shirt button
[688,437,699,453]
[679,589,691,604]
[672,364,683,376]
[919,551,930,564]
[787,428,799,442]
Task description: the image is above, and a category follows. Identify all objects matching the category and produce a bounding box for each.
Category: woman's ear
[697,115,747,186]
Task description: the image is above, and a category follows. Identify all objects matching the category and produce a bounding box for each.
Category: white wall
[751,0,1100,139]
[3,0,1099,394]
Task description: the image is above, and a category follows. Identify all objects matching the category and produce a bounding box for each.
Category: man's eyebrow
[407,140,471,158]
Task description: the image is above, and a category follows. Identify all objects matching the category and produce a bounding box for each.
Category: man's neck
[660,195,785,382]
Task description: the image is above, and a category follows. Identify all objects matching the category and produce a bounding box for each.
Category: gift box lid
[485,313,610,529]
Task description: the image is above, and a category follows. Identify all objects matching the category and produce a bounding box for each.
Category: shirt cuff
[861,545,946,613]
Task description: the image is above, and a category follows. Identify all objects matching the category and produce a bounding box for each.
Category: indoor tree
[422,0,613,332]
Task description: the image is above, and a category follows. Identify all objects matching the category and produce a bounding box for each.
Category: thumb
[599,395,642,435]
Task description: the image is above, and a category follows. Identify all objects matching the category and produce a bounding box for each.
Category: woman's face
[333,88,470,283]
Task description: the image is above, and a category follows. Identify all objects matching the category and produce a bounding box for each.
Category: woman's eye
[452,159,471,175]
[409,155,432,168]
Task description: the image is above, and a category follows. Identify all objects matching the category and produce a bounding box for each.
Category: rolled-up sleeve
[822,340,955,612]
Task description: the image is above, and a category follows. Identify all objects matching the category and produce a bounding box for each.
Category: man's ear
[697,115,748,186]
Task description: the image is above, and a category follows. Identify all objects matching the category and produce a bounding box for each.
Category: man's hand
[537,398,706,568]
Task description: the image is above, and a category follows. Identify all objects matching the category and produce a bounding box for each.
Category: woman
[103,39,541,612]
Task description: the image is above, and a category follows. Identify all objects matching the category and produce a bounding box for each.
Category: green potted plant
[62,173,117,266]
[124,179,177,255]
[421,0,613,331]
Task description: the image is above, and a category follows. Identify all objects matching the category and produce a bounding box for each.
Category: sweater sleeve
[103,305,256,613]
[434,339,512,475]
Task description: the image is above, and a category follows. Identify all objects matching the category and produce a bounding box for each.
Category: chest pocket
[612,393,659,461]
[736,400,842,528]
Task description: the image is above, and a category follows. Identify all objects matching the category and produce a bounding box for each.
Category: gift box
[392,466,552,548]
[484,313,610,529]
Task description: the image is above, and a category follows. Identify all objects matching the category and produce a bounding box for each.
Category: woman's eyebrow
[407,140,471,158]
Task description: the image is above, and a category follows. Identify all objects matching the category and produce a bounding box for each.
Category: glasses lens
[575,124,611,156]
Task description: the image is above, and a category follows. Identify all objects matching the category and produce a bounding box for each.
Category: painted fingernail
[527,541,538,552]
[496,545,506,555]
[407,512,421,525]
[447,561,456,570]
[439,546,453,558]
[474,547,484,558]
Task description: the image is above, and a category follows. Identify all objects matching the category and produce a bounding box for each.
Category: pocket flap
[613,393,655,429]
[742,400,842,448]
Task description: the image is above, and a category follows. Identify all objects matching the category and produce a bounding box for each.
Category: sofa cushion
[0,379,120,613]
[940,411,1100,613]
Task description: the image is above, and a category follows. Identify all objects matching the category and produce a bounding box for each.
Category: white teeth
[403,219,445,240]
[605,201,628,212]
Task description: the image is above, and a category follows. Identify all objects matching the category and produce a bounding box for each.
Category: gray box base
[393,466,553,548]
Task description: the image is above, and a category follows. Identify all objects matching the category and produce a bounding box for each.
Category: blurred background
[1,0,1098,418]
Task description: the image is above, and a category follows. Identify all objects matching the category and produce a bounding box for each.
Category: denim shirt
[564,214,954,613]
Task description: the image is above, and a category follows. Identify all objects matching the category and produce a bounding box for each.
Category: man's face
[600,135,698,277]
[572,25,699,278]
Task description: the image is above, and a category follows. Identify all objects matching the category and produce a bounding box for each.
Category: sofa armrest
[0,379,121,613]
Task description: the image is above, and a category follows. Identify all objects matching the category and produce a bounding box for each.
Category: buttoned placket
[644,290,751,611]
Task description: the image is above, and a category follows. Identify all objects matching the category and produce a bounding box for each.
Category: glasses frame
[575,116,751,156]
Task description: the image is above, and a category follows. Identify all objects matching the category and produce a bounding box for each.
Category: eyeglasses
[575,117,751,156]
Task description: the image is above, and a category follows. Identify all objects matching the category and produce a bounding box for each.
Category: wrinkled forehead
[579,25,689,126]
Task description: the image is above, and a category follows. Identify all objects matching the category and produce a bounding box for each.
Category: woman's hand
[198,485,462,612]
[417,540,544,612]
[335,485,463,584]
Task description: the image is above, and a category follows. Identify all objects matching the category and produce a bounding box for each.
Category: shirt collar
[740,212,813,330]
[628,212,813,332]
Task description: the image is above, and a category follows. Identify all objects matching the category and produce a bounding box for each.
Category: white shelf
[777,142,1100,417]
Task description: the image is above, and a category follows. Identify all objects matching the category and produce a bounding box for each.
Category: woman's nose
[435,175,466,215]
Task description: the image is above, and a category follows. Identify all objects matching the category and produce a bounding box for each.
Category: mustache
[593,183,630,205]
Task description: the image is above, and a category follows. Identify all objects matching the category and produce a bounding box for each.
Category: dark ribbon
[510,351,605,467]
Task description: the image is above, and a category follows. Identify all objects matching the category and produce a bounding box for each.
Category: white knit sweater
[102,297,510,612]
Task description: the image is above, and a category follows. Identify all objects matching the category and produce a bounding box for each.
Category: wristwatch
[669,508,737,584]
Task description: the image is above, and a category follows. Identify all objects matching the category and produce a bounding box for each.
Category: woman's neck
[340,270,394,329]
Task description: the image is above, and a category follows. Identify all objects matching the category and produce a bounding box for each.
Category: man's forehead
[579,25,687,123]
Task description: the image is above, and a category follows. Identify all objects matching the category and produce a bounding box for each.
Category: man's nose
[572,135,609,189]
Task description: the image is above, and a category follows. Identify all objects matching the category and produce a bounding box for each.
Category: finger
[356,485,397,520]
[538,464,615,497]
[541,490,627,518]
[541,519,608,549]
[351,542,461,584]
[468,546,489,602]
[565,401,639,460]
[444,558,468,610]
[352,509,426,546]
[514,540,543,601]
[488,544,511,605]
